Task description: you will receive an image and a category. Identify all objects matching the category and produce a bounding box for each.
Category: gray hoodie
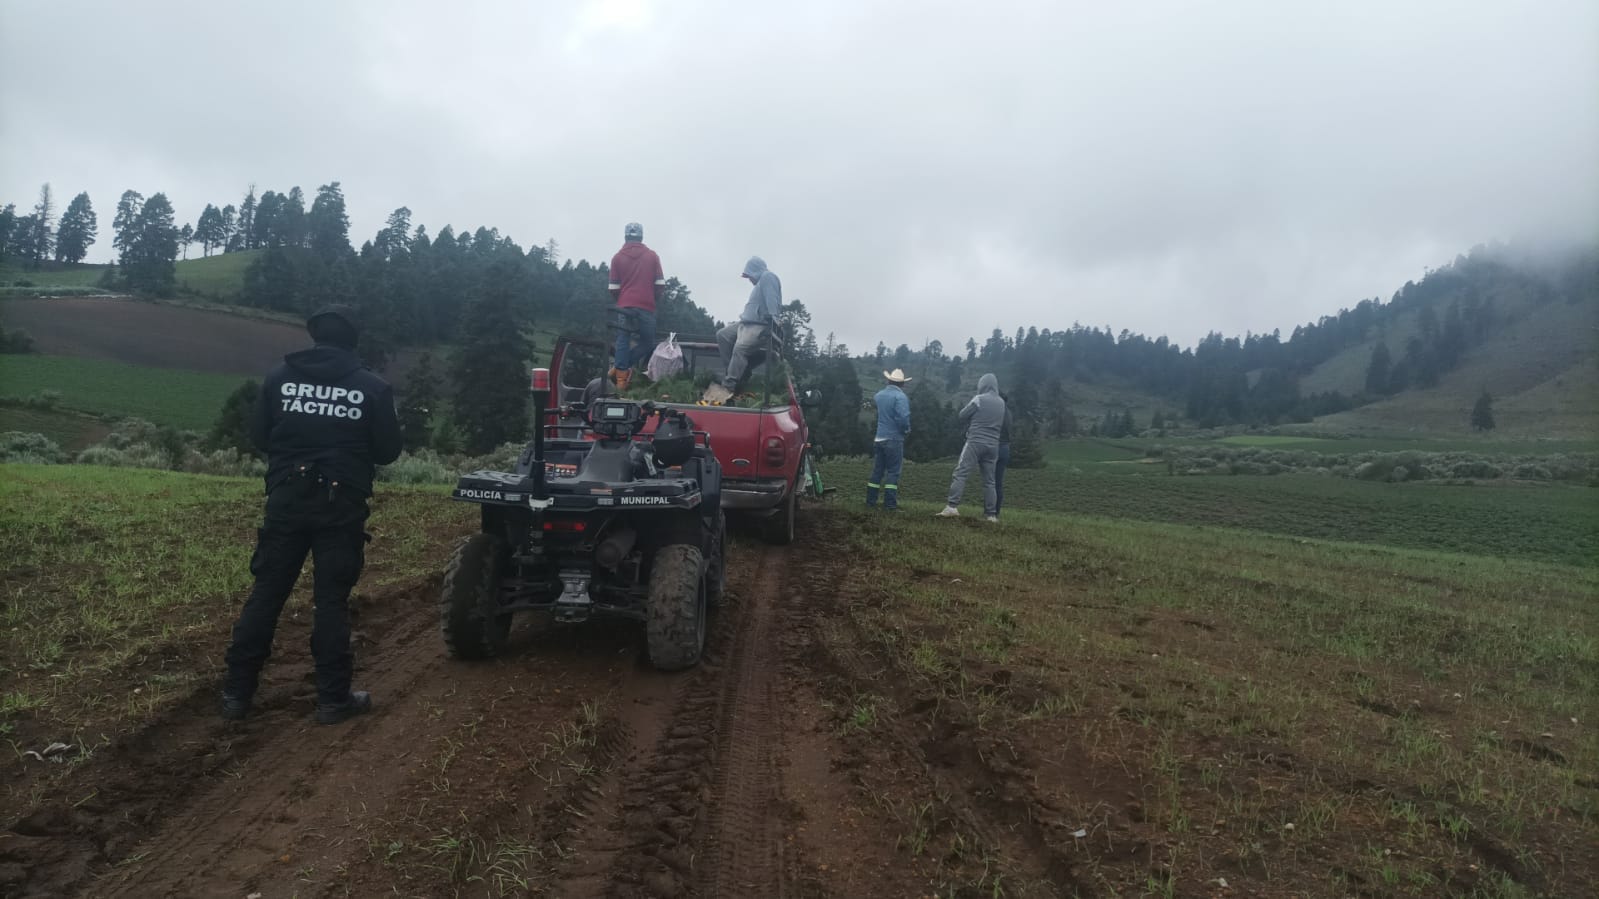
[740,256,783,324]
[958,373,1007,447]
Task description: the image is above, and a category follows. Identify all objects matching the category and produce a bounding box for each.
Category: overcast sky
[3,0,1595,352]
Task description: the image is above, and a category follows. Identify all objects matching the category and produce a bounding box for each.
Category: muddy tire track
[544,544,795,899]
[90,594,449,898]
[6,513,937,899]
[1,579,438,899]
[694,545,787,898]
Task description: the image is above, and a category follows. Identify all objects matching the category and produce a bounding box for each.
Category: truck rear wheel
[441,533,511,660]
[646,544,707,671]
[761,478,797,546]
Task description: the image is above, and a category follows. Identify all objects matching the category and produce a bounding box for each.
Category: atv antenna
[530,367,551,501]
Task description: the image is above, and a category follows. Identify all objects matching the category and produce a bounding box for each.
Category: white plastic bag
[646,332,684,381]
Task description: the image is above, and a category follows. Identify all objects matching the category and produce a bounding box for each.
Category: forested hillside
[5,179,1594,456]
[832,243,1597,456]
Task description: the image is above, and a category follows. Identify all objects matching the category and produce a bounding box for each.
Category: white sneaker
[985,516,999,523]
[701,383,733,404]
[935,506,960,517]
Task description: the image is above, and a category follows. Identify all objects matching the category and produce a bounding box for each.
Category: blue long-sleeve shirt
[873,385,910,441]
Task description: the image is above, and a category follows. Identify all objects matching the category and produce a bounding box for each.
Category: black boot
[220,693,252,721]
[315,690,373,726]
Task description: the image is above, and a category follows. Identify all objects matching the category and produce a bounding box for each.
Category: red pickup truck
[547,335,819,544]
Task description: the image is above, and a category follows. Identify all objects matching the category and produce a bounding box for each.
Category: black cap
[307,305,359,350]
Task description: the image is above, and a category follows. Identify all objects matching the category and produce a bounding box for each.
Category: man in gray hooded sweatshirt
[937,373,1006,522]
[703,256,782,404]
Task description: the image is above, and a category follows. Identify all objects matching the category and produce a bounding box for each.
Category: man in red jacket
[608,222,665,391]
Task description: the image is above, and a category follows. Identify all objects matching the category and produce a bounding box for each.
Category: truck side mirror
[800,389,823,408]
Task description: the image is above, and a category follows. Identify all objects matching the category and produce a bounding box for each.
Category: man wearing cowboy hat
[867,368,913,510]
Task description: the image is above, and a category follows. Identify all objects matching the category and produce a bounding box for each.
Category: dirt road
[4,524,990,899]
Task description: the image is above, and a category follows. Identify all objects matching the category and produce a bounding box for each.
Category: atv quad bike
[441,368,726,671]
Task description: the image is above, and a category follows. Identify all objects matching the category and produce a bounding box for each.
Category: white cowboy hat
[883,369,912,384]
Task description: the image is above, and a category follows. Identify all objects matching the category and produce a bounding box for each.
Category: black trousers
[223,476,369,706]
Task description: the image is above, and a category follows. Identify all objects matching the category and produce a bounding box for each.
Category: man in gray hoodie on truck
[703,256,782,404]
[937,373,1006,523]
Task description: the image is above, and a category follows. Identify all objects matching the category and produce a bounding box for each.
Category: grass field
[0,466,469,746]
[0,252,261,300]
[172,249,261,299]
[820,497,1597,895]
[0,355,249,431]
[0,405,111,449]
[0,263,106,288]
[828,439,1599,565]
[1180,434,1596,455]
[2,454,1594,895]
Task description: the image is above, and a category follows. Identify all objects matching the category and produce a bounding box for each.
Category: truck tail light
[764,436,785,469]
[531,368,551,393]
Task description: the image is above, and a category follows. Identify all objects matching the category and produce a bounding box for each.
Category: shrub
[181,447,266,478]
[77,444,171,470]
[1450,460,1503,480]
[80,419,199,471]
[0,431,67,464]
[378,450,455,485]
[0,326,36,354]
[25,389,62,410]
[459,441,525,474]
[207,380,261,455]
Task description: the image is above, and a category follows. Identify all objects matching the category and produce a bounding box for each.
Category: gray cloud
[4,0,1595,352]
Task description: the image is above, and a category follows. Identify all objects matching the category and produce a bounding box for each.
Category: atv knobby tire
[707,515,728,608]
[761,477,798,546]
[646,544,707,671]
[441,533,511,659]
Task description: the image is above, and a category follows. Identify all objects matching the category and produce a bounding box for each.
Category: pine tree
[0,205,16,263]
[208,380,261,455]
[124,193,179,294]
[399,350,440,449]
[1008,416,1045,468]
[945,356,964,390]
[54,192,97,263]
[309,182,352,260]
[1364,342,1392,396]
[1470,389,1495,432]
[1043,379,1076,437]
[905,385,953,462]
[808,356,864,457]
[194,204,225,256]
[29,183,55,265]
[1010,415,1048,463]
[375,206,411,259]
[451,259,531,453]
[112,190,144,266]
[253,190,282,248]
[281,186,308,248]
[179,223,194,260]
[234,186,257,251]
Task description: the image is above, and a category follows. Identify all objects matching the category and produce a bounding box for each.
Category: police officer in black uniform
[221,305,403,725]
